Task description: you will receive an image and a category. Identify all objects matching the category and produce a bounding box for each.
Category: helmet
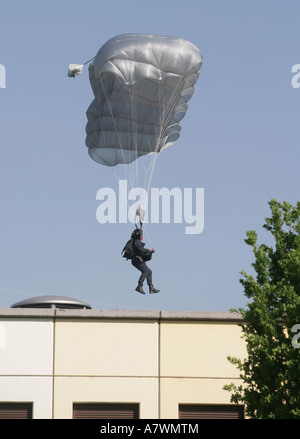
[131,228,143,239]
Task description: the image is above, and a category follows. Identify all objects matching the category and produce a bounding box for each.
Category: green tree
[224,199,300,419]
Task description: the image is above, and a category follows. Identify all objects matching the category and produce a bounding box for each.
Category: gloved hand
[152,247,155,253]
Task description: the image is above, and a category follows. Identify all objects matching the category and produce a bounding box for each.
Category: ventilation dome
[11,295,92,309]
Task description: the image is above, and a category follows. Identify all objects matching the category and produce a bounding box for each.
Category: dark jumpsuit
[131,238,153,286]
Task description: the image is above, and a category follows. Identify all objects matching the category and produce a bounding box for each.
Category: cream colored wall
[160,378,242,418]
[54,319,159,376]
[0,312,246,419]
[0,319,54,375]
[53,318,160,418]
[0,318,54,419]
[0,376,53,419]
[159,321,246,418]
[160,321,246,377]
[53,377,158,419]
[53,318,246,419]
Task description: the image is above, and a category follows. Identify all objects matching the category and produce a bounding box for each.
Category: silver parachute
[85,33,202,167]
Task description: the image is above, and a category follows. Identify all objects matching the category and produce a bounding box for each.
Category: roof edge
[0,308,242,321]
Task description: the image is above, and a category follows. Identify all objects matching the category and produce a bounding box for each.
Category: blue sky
[0,0,299,311]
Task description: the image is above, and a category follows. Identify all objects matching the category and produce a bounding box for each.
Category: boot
[149,284,160,294]
[135,283,146,295]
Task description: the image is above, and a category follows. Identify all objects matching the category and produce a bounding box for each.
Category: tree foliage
[224,199,300,419]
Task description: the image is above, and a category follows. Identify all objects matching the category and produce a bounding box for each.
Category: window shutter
[0,403,33,419]
[73,403,139,419]
[179,404,244,419]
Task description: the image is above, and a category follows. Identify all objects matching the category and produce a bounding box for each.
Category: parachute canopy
[85,33,202,167]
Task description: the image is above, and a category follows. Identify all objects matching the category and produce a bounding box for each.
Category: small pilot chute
[67,56,95,78]
[68,64,84,78]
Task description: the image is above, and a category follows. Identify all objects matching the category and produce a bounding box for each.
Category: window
[0,403,33,419]
[179,404,244,419]
[73,403,139,419]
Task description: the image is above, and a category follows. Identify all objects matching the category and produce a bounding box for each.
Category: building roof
[0,295,243,321]
[0,306,242,322]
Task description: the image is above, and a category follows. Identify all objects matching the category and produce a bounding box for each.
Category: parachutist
[122,229,160,295]
[132,229,160,295]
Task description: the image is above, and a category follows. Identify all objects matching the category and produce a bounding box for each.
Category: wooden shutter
[179,404,244,419]
[73,403,139,419]
[0,403,33,419]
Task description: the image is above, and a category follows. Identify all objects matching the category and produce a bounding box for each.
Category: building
[0,296,246,419]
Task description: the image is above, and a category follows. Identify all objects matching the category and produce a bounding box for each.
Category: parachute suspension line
[129,83,139,193]
[148,76,169,196]
[160,77,185,141]
[144,75,182,197]
[126,82,148,229]
[133,77,161,204]
[142,222,154,249]
[105,79,144,232]
[126,75,185,242]
[100,77,134,191]
[137,78,167,246]
[145,151,158,200]
[102,76,184,244]
[112,169,133,225]
[83,56,95,66]
[120,75,183,244]
[146,77,163,197]
[141,76,185,240]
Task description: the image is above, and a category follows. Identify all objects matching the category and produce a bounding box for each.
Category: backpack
[121,238,135,260]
